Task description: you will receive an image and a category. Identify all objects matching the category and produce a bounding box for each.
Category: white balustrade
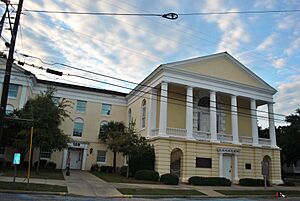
[259,138,271,146]
[239,136,253,144]
[166,127,187,137]
[193,131,211,141]
[150,128,159,136]
[217,133,233,143]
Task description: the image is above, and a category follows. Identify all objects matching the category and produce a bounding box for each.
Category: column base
[211,139,220,143]
[232,141,241,145]
[186,135,195,140]
[252,143,261,147]
[158,132,169,138]
[233,178,240,184]
[271,145,280,149]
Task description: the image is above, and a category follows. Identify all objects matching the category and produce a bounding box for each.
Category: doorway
[223,155,232,180]
[170,148,183,178]
[69,148,83,169]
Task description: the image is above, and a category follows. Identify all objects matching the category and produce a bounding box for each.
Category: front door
[223,155,232,180]
[69,149,82,169]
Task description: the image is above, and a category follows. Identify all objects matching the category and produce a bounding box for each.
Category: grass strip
[0,181,67,192]
[91,172,159,184]
[0,168,64,180]
[216,190,300,196]
[118,188,205,195]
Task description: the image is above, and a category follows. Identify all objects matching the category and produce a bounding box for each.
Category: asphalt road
[0,193,298,201]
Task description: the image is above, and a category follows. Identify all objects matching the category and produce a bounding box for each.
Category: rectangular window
[245,163,251,170]
[8,84,18,98]
[40,149,52,159]
[97,150,106,163]
[196,157,212,168]
[76,100,87,112]
[73,122,83,137]
[101,103,111,116]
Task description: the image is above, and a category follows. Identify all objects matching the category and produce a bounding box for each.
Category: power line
[15,58,287,123]
[17,52,287,118]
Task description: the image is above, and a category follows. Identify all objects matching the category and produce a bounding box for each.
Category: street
[0,193,298,201]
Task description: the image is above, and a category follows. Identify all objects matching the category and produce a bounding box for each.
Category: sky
[0,0,300,127]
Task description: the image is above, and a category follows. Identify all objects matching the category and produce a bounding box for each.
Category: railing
[240,136,253,144]
[150,128,159,136]
[193,131,211,141]
[166,127,186,138]
[259,138,271,146]
[217,133,233,143]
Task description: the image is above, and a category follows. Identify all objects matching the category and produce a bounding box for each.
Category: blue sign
[13,153,21,165]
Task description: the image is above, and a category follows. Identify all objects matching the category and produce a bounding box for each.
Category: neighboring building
[0,52,282,184]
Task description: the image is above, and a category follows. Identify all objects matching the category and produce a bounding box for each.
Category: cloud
[257,33,277,51]
[284,37,300,56]
[254,0,276,9]
[272,58,286,69]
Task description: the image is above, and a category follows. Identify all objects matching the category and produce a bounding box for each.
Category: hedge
[160,173,179,185]
[188,176,231,186]
[120,166,128,177]
[134,170,159,181]
[239,178,269,186]
[100,166,113,173]
[46,162,57,170]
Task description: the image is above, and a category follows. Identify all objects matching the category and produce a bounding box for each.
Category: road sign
[13,153,21,165]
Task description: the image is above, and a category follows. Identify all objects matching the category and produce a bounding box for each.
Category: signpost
[13,153,21,182]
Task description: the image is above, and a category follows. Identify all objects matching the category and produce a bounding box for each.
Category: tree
[277,108,300,168]
[4,87,71,171]
[99,121,126,173]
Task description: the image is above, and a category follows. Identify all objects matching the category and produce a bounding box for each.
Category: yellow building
[0,52,282,184]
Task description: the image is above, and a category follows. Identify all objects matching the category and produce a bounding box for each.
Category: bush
[100,166,113,173]
[128,145,155,175]
[120,166,128,177]
[46,162,56,170]
[39,159,48,169]
[134,170,159,181]
[283,180,296,186]
[188,176,231,186]
[91,164,99,172]
[239,178,270,186]
[22,161,29,169]
[160,173,179,185]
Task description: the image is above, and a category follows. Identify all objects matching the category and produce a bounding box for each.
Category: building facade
[0,52,282,184]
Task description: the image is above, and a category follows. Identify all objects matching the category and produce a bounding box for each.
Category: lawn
[0,168,64,180]
[216,190,300,196]
[118,188,205,196]
[0,181,67,192]
[91,172,160,184]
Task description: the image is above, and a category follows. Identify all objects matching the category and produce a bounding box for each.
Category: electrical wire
[15,58,287,123]
[16,52,287,118]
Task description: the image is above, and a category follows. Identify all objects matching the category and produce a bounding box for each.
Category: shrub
[239,178,270,186]
[120,166,128,177]
[283,180,296,186]
[22,161,29,169]
[100,166,113,173]
[46,162,57,170]
[128,145,155,175]
[134,170,159,181]
[39,159,48,169]
[91,164,99,172]
[188,176,231,186]
[160,173,179,185]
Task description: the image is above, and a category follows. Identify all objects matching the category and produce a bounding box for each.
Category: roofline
[36,79,128,97]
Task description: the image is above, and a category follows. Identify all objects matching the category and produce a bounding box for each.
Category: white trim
[147,89,157,137]
[18,85,27,109]
[231,95,239,144]
[186,86,194,139]
[268,103,277,148]
[158,82,168,137]
[251,99,259,146]
[210,91,218,142]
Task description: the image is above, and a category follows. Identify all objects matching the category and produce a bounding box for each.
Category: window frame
[196,157,212,168]
[101,103,112,116]
[96,150,107,163]
[76,100,87,113]
[73,118,84,137]
[141,99,146,129]
[40,149,52,159]
[8,84,19,99]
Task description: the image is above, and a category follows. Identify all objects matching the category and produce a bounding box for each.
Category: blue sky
[1,0,300,127]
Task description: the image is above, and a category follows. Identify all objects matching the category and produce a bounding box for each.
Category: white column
[251,99,259,146]
[62,148,68,169]
[186,86,194,139]
[210,91,218,142]
[231,95,239,144]
[234,154,239,181]
[219,153,223,177]
[147,89,157,137]
[268,103,277,148]
[81,147,88,170]
[159,82,168,137]
[18,85,28,109]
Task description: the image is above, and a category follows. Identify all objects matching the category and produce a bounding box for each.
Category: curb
[0,189,68,196]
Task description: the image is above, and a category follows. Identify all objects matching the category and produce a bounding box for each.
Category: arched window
[128,108,132,126]
[5,104,14,115]
[141,99,146,129]
[99,120,108,135]
[73,118,84,137]
[198,97,210,107]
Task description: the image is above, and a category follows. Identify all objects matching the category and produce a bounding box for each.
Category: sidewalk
[63,170,122,197]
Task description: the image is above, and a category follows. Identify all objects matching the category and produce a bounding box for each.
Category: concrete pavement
[63,170,123,197]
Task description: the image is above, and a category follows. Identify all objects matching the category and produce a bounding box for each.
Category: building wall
[237,98,252,137]
[150,138,282,184]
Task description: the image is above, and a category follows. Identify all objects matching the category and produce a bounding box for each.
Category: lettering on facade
[217,147,240,154]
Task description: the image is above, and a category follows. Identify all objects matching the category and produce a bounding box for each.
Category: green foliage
[91,164,99,171]
[239,178,269,186]
[134,170,159,181]
[100,166,113,173]
[160,173,179,185]
[120,166,128,177]
[188,176,231,186]
[277,108,300,167]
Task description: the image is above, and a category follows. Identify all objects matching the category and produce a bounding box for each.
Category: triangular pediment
[164,52,276,92]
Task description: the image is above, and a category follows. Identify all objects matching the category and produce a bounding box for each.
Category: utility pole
[0,0,25,146]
